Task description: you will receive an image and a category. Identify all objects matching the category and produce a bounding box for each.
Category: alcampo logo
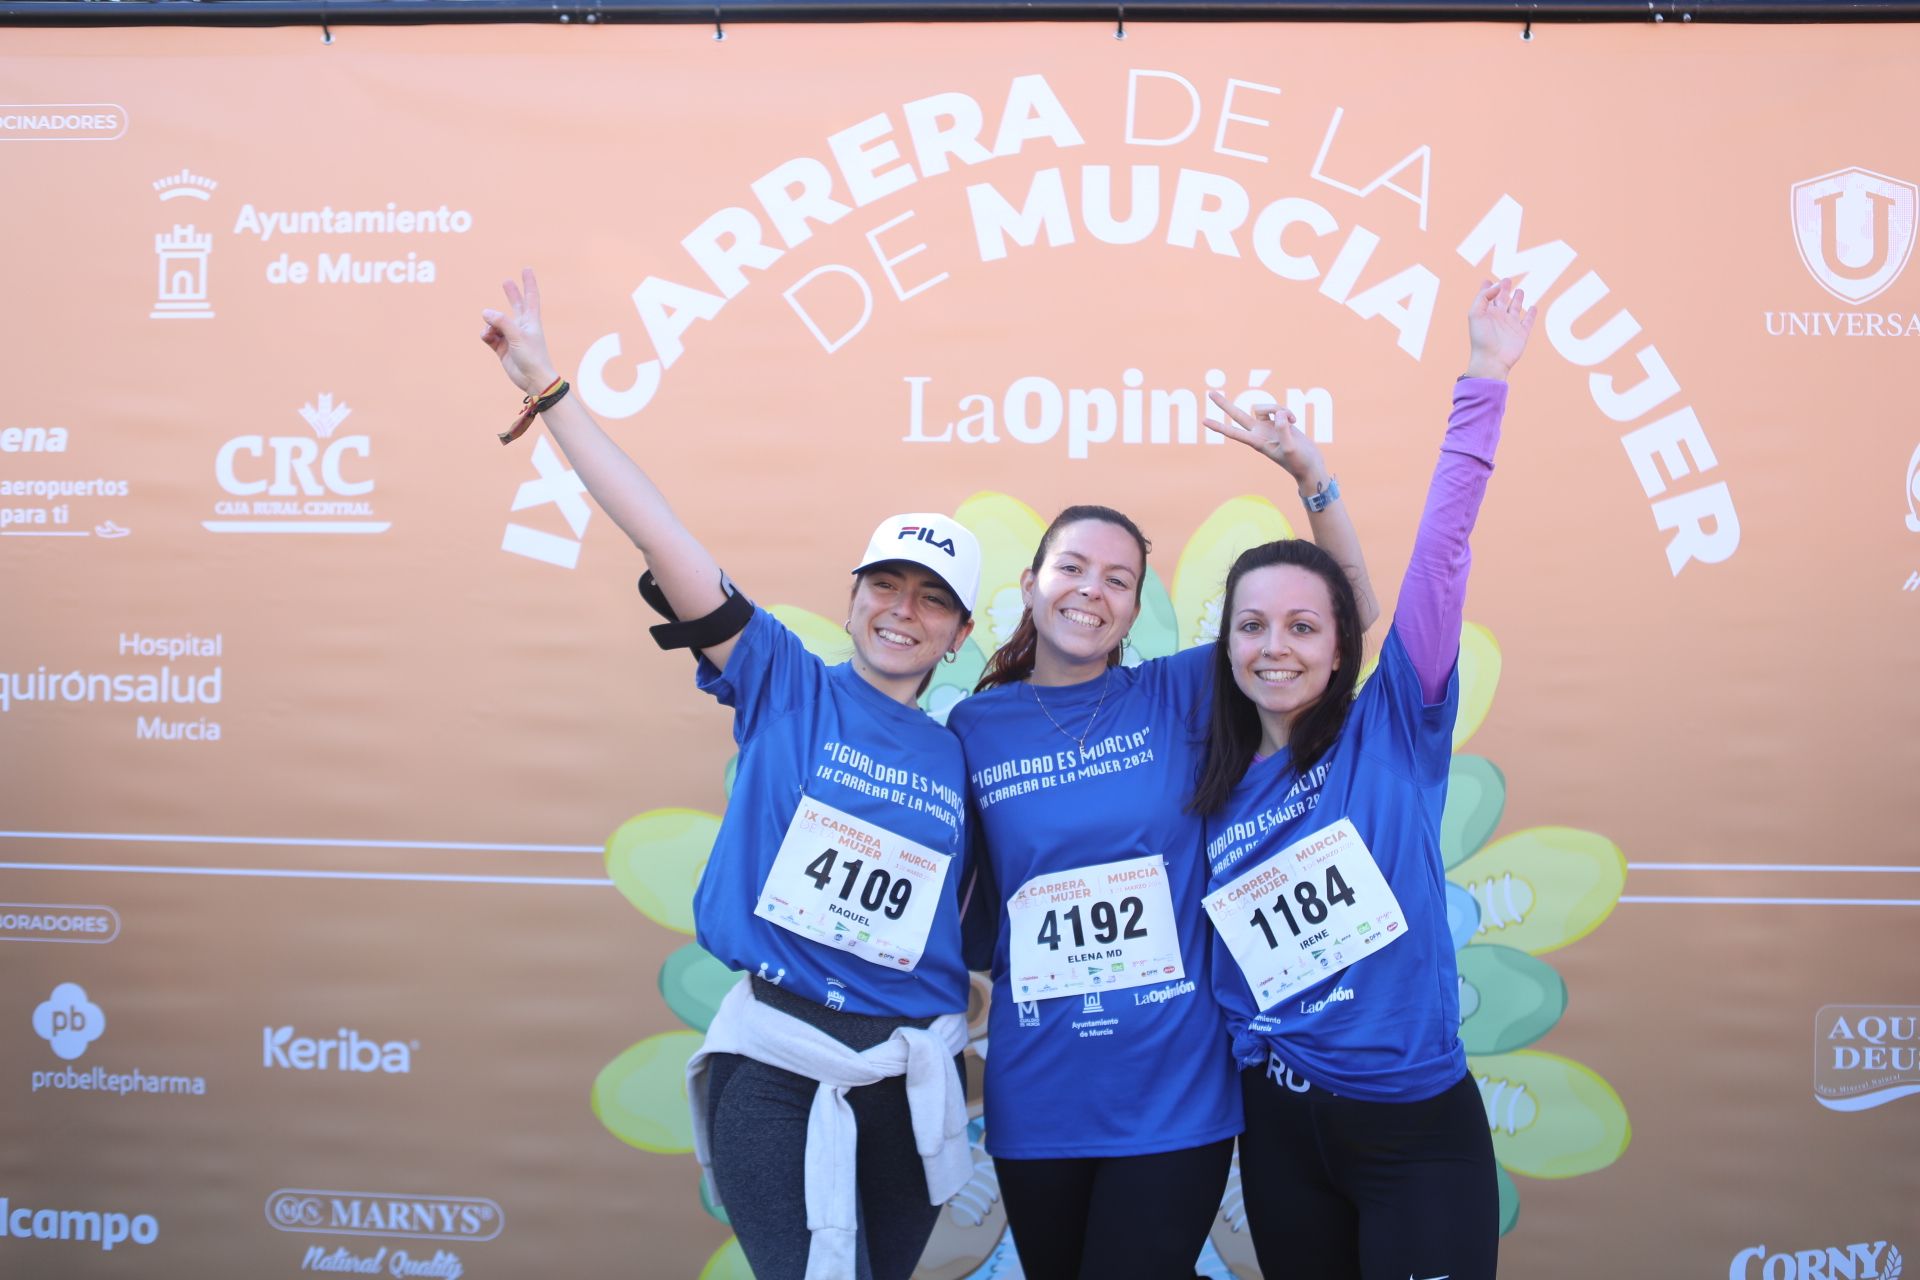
[205,393,390,535]
[263,1026,415,1073]
[265,1189,502,1242]
[0,1197,158,1252]
[32,982,104,1060]
[1791,166,1919,305]
[1730,1240,1901,1280]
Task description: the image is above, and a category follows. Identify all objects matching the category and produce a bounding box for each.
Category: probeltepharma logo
[28,983,208,1098]
[263,1026,416,1073]
[0,1197,158,1252]
[1730,1240,1902,1280]
[206,393,390,534]
[32,982,104,1059]
[1815,1005,1920,1111]
[266,1189,502,1242]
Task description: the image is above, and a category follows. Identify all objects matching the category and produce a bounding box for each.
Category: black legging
[704,978,962,1280]
[994,1138,1234,1279]
[1238,1056,1498,1280]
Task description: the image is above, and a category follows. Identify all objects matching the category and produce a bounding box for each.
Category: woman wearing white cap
[482,270,983,1280]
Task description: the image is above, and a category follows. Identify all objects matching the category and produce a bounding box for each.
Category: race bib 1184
[1203,818,1406,1010]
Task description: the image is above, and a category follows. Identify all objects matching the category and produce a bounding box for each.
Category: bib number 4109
[1249,865,1356,948]
[804,847,913,920]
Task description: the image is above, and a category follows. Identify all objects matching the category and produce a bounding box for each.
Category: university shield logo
[1791,166,1919,305]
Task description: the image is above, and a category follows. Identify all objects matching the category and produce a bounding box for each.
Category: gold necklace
[1032,668,1111,759]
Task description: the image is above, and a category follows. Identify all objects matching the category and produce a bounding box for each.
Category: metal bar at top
[3,0,1920,25]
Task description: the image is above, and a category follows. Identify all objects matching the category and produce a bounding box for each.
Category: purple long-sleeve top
[1395,377,1506,703]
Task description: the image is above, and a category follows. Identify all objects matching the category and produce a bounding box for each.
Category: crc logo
[262,1026,415,1073]
[216,393,369,498]
[1730,1241,1902,1280]
[265,1189,503,1242]
[32,982,105,1061]
[1791,167,1919,305]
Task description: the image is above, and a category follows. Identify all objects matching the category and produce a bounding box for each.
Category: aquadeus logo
[1792,167,1919,305]
[262,1026,415,1073]
[265,1190,502,1242]
[1730,1240,1902,1280]
[1814,1005,1919,1111]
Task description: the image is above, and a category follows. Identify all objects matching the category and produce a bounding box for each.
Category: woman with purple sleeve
[1190,279,1536,1280]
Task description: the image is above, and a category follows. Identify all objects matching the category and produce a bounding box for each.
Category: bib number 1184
[1248,865,1355,949]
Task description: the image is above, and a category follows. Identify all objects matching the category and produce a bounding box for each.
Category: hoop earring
[943,650,959,664]
[844,617,852,634]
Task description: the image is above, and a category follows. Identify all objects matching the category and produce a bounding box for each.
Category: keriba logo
[262,1026,415,1073]
[1791,167,1919,305]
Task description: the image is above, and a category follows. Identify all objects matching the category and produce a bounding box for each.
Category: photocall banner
[2,19,1916,1279]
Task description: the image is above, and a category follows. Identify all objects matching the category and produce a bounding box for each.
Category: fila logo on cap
[897,526,957,555]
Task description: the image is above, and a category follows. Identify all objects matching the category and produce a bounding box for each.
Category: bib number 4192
[1035,897,1148,952]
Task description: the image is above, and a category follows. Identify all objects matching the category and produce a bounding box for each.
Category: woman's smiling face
[1021,519,1145,676]
[1226,562,1341,737]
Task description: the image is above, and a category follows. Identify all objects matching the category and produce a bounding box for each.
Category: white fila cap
[852,512,982,613]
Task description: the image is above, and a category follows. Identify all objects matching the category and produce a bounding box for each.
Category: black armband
[636,570,754,652]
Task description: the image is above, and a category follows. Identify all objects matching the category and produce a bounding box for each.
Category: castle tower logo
[150,170,219,320]
[1790,166,1919,305]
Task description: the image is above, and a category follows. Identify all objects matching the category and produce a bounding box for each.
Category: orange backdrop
[2,19,1917,1279]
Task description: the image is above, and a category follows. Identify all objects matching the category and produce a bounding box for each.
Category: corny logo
[1730,1240,1902,1280]
[32,982,104,1060]
[1791,166,1919,305]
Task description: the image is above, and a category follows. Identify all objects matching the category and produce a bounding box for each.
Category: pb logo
[1791,166,1919,305]
[897,525,958,555]
[32,982,106,1061]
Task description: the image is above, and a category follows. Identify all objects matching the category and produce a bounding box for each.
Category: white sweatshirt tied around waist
[685,979,971,1280]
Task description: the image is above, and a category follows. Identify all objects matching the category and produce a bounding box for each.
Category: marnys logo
[1792,167,1919,305]
[263,1026,416,1073]
[1730,1240,1902,1280]
[266,1189,502,1242]
[32,981,104,1060]
[1814,1005,1919,1112]
[0,1197,158,1252]
[206,393,390,535]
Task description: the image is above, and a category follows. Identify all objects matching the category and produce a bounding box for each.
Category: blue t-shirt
[1205,626,1463,1102]
[948,648,1242,1159]
[691,609,971,1018]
